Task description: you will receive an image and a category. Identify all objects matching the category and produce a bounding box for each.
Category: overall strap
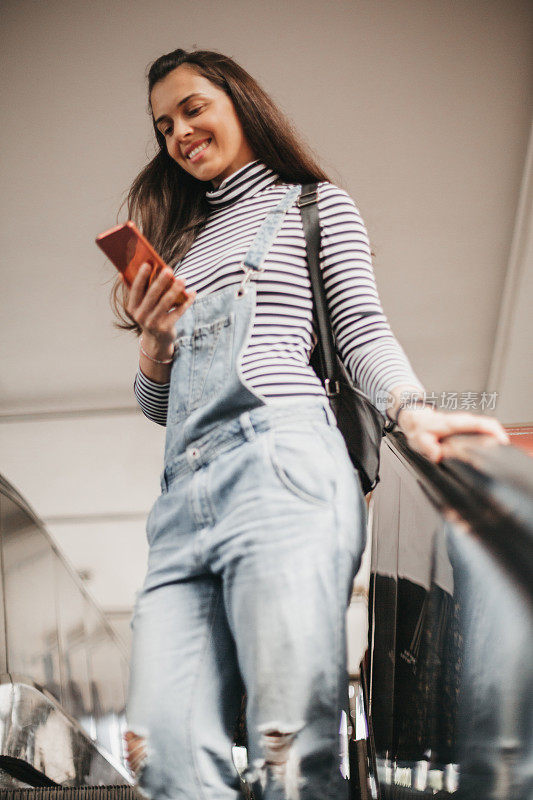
[238,184,301,294]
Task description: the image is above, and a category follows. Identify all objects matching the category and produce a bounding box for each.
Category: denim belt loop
[239,411,256,442]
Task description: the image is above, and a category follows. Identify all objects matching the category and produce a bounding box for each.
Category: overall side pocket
[266,423,337,506]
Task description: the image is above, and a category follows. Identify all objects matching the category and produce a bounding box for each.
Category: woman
[116,48,508,800]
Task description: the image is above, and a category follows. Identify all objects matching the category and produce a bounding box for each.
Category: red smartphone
[96,221,186,297]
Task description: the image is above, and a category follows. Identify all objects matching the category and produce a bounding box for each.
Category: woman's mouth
[187,138,211,162]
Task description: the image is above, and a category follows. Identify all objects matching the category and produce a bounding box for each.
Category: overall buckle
[324,378,340,397]
[237,267,254,297]
[297,189,318,207]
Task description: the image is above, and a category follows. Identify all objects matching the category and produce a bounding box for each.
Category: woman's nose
[172,116,194,145]
[171,133,195,160]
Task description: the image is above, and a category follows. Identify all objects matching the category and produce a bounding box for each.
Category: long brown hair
[112,48,330,332]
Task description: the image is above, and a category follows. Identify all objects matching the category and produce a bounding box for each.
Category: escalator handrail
[385,431,533,603]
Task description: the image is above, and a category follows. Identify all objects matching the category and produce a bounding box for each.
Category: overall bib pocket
[168,312,235,423]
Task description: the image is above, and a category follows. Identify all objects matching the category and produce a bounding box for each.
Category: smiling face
[150,65,257,188]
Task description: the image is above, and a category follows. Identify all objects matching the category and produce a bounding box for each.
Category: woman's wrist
[396,403,436,433]
[139,333,174,363]
[140,340,174,365]
[138,333,175,384]
[386,389,428,426]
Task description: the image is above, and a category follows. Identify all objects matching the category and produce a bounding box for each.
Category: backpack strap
[297,183,340,396]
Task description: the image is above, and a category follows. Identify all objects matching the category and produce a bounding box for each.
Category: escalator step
[380,786,450,798]
[2,789,136,800]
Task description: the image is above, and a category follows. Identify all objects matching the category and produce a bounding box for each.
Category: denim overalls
[127,185,367,800]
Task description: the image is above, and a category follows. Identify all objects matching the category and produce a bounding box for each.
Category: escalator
[1,427,532,799]
[4,791,134,800]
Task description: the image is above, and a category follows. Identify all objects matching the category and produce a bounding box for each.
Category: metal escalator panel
[0,477,132,788]
[0,680,131,788]
[3,789,135,799]
[1,495,61,700]
[366,435,533,799]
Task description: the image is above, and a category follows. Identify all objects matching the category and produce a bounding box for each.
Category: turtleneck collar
[205,160,280,209]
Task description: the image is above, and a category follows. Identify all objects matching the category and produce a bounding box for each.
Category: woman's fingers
[132,267,183,324]
[125,262,195,343]
[414,431,443,463]
[402,408,510,464]
[160,280,190,313]
[137,267,175,315]
[145,281,191,327]
[126,263,152,313]
[166,289,197,322]
[432,412,509,445]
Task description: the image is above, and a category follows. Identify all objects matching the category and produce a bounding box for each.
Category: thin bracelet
[139,338,174,365]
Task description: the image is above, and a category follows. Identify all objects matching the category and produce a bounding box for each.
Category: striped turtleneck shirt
[134,160,423,425]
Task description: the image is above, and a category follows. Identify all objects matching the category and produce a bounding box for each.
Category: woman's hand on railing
[397,406,510,463]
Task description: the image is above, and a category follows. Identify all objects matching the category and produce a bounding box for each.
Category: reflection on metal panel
[0,475,131,787]
[447,523,533,799]
[367,437,533,799]
[0,680,130,786]
[2,495,62,700]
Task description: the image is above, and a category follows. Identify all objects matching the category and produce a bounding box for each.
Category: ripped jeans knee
[124,729,153,798]
[244,722,304,800]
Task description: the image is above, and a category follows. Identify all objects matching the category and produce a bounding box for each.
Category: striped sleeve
[133,369,169,426]
[318,184,425,413]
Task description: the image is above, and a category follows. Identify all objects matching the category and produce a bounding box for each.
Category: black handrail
[386,431,533,604]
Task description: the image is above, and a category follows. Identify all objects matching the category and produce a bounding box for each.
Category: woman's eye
[163,128,172,136]
[187,106,203,116]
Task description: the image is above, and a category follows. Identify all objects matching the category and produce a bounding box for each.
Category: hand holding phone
[97,221,196,369]
[96,220,179,290]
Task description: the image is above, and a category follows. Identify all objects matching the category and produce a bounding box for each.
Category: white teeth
[187,140,210,159]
